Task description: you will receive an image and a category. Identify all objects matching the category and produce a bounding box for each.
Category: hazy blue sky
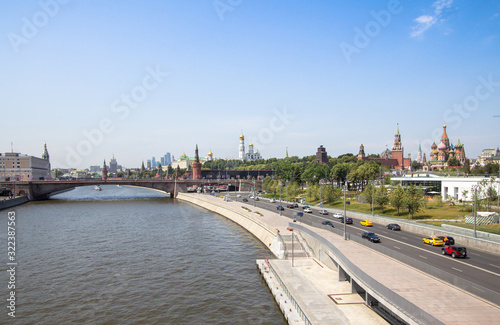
[1,0,499,169]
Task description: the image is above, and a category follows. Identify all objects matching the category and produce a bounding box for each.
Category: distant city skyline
[1,1,499,169]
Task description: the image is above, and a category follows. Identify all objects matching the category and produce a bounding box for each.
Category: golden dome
[208,150,213,156]
[249,142,253,147]
[239,133,244,140]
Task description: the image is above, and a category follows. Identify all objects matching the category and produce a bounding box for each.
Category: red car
[441,245,467,258]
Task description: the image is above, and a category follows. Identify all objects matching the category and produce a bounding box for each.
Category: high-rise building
[165,153,171,166]
[160,157,165,166]
[109,155,118,173]
[152,157,156,169]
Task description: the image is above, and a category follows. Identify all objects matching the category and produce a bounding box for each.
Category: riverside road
[222,192,500,299]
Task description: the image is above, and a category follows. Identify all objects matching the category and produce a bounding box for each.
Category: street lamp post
[343,184,347,240]
[253,179,256,207]
[279,181,282,216]
[372,180,375,216]
[286,180,289,202]
[473,185,478,238]
[320,180,322,209]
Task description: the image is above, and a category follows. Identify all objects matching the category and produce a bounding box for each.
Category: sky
[1,0,499,169]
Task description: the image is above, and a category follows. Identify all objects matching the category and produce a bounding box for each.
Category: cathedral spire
[42,142,50,161]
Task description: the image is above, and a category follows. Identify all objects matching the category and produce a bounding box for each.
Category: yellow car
[422,237,444,246]
[360,220,373,227]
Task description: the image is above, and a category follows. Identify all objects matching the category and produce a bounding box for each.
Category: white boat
[117,185,121,188]
[94,185,101,191]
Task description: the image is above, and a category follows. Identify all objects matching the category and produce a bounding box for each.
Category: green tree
[375,185,389,209]
[362,182,374,207]
[447,157,461,167]
[330,163,350,187]
[301,163,327,184]
[389,185,405,216]
[404,185,423,219]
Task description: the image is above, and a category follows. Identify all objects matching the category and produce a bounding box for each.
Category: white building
[238,133,262,161]
[392,175,500,201]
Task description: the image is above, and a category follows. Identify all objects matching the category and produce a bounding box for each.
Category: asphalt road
[215,192,500,298]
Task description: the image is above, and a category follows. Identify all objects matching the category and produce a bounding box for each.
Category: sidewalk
[181,194,500,324]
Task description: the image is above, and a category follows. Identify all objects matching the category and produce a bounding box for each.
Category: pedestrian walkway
[179,193,500,324]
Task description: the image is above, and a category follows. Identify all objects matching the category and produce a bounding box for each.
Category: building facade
[314,145,329,164]
[0,144,51,181]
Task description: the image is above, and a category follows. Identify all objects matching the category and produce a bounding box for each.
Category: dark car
[276,205,284,211]
[437,236,455,245]
[322,221,334,227]
[286,204,295,209]
[242,198,248,202]
[302,205,310,209]
[362,232,381,243]
[441,245,467,258]
[387,223,401,231]
[339,216,353,224]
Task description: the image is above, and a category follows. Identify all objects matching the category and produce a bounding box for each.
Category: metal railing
[265,260,312,325]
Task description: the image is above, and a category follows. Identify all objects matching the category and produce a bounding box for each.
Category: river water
[0,185,286,324]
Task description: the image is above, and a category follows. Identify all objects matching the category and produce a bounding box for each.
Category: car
[304,207,313,213]
[360,220,373,227]
[437,236,454,245]
[339,216,353,224]
[242,198,248,202]
[362,232,381,243]
[254,197,259,201]
[293,203,299,208]
[441,245,467,258]
[422,237,444,246]
[302,205,310,209]
[270,198,276,203]
[333,213,344,219]
[249,196,254,199]
[322,221,334,227]
[286,204,295,209]
[236,194,241,198]
[276,205,284,211]
[387,223,401,231]
[318,210,328,215]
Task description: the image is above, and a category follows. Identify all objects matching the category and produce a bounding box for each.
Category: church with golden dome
[238,132,262,161]
[428,125,466,170]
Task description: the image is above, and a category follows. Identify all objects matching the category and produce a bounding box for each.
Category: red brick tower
[192,144,202,180]
[391,124,404,170]
[101,159,108,180]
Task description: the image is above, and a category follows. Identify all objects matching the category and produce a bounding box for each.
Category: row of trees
[363,184,423,218]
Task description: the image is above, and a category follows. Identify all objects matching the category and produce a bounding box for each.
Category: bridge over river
[0,179,261,201]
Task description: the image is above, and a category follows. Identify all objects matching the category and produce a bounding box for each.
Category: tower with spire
[192,144,202,180]
[391,123,404,170]
[101,160,108,180]
[42,142,51,179]
[416,143,423,164]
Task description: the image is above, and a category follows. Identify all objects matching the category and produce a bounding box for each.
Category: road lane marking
[401,236,408,240]
[393,246,401,250]
[452,267,463,273]
[375,234,500,277]
[418,255,428,259]
[489,264,500,269]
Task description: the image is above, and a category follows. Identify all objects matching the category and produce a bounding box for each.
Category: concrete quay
[177,193,500,325]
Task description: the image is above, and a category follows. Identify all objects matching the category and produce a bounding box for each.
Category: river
[0,185,286,324]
